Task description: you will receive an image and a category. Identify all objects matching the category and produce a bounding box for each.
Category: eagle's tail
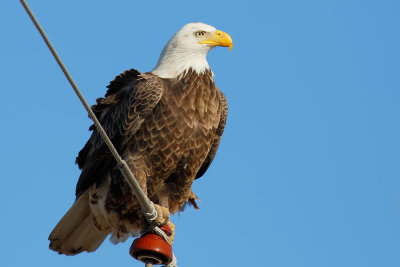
[48,191,109,255]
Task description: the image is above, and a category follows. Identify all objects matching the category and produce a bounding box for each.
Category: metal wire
[19,0,158,224]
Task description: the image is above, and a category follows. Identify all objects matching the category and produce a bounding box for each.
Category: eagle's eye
[195,31,206,37]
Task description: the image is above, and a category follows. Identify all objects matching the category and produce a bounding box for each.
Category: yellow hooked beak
[199,30,233,51]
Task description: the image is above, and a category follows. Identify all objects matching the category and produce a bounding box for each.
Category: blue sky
[1,0,400,266]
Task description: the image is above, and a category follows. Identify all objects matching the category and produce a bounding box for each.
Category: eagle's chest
[134,79,220,179]
[158,84,219,150]
[167,83,220,133]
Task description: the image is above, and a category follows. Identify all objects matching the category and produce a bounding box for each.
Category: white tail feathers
[49,191,109,255]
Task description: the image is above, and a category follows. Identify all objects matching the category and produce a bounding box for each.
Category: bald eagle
[49,22,232,255]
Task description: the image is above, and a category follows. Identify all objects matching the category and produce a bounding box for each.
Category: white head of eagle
[152,22,233,79]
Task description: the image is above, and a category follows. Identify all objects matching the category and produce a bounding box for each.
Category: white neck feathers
[152,44,211,79]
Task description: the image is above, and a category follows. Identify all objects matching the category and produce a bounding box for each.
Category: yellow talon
[167,221,176,245]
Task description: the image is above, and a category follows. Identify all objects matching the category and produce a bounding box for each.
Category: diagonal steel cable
[19,0,158,224]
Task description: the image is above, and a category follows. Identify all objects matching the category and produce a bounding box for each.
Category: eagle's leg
[151,202,170,226]
[126,163,170,226]
[153,194,174,244]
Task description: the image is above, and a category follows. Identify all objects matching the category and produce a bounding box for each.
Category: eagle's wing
[195,89,228,179]
[75,69,164,198]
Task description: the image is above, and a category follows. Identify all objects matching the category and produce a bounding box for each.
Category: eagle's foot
[166,221,175,245]
[152,203,170,226]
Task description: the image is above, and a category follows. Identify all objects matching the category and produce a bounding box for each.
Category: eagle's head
[152,22,232,79]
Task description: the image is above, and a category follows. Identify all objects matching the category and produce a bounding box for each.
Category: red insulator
[129,225,173,265]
